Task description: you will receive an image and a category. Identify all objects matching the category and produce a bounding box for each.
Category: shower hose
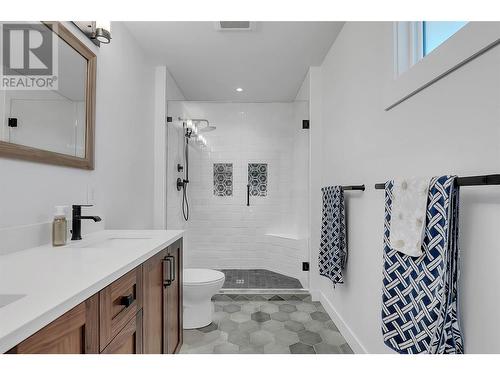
[182,136,189,221]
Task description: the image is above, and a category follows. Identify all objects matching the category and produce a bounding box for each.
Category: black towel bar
[374,174,500,190]
[342,185,365,191]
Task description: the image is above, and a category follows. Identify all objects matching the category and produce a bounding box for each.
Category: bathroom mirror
[0,21,96,169]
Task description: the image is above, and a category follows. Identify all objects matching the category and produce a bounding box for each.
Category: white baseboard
[311,289,368,354]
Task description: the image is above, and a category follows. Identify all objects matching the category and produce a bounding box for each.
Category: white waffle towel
[389,177,430,257]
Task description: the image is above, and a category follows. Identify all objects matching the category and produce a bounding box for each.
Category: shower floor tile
[180,294,353,354]
[220,269,303,289]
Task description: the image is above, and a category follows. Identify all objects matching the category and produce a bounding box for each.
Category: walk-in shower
[174,118,214,221]
[167,101,310,290]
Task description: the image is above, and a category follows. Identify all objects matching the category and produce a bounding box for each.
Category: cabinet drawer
[101,310,143,354]
[99,267,142,350]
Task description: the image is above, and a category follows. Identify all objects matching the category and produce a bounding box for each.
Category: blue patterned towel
[382,176,463,354]
[319,186,347,285]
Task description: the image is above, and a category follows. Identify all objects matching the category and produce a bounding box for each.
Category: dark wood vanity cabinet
[7,238,183,354]
[143,238,183,354]
[7,295,99,354]
[143,248,167,353]
[165,239,183,354]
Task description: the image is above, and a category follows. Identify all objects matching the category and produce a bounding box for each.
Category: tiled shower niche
[248,163,268,196]
[213,163,233,196]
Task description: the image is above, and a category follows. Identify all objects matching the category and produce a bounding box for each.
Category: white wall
[166,101,310,286]
[153,67,168,229]
[309,22,500,353]
[0,22,156,253]
[295,71,310,102]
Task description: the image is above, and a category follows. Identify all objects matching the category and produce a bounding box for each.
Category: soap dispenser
[52,206,68,247]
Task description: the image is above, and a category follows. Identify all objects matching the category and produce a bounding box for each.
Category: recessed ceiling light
[236,87,243,92]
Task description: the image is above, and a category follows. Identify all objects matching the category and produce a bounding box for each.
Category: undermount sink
[83,237,152,249]
[0,294,26,308]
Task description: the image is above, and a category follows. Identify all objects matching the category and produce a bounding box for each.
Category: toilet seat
[184,268,225,286]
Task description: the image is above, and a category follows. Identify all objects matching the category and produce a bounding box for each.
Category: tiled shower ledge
[220,289,308,295]
[220,269,303,289]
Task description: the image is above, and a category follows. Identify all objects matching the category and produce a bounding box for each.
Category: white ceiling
[123,22,344,102]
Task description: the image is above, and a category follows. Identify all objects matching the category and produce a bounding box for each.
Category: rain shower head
[178,117,216,133]
[197,120,216,133]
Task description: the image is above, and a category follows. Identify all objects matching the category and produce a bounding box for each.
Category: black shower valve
[176,178,189,191]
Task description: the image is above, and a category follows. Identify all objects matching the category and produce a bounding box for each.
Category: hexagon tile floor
[180,294,354,354]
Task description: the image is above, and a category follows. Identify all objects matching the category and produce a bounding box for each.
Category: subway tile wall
[167,102,309,287]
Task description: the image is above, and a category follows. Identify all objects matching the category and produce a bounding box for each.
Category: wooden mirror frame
[0,22,96,170]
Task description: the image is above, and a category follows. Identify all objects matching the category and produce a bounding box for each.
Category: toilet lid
[183,268,225,285]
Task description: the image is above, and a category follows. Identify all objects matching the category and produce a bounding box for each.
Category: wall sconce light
[95,21,112,44]
[73,21,112,46]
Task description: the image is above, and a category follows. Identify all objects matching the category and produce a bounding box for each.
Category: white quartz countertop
[0,229,184,353]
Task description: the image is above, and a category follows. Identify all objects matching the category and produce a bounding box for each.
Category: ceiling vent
[215,21,256,31]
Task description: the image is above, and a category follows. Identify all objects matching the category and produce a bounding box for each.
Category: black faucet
[71,204,102,241]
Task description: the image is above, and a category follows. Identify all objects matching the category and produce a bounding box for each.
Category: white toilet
[183,268,225,329]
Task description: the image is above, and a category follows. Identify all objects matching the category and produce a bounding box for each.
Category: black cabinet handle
[163,255,176,287]
[120,294,134,307]
[163,257,172,287]
[247,184,250,206]
[170,255,176,283]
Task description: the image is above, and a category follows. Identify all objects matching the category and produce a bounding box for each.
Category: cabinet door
[99,267,143,351]
[142,248,167,353]
[8,294,99,354]
[101,311,143,354]
[165,239,183,354]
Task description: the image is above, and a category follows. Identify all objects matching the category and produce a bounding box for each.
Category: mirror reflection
[0,22,88,157]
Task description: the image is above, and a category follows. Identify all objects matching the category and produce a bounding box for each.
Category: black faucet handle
[72,204,94,213]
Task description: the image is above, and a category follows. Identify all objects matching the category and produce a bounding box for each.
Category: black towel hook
[341,185,365,191]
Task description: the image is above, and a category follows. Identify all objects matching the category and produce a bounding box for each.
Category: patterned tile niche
[248,163,268,196]
[213,163,233,196]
